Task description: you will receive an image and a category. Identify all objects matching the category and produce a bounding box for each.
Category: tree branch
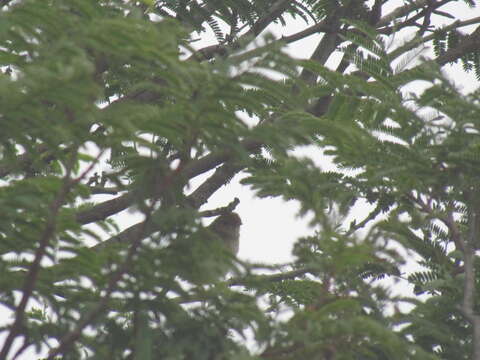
[199,197,240,218]
[389,16,480,61]
[188,162,243,208]
[228,268,313,287]
[76,139,260,225]
[188,0,291,62]
[91,162,246,252]
[377,0,431,28]
[299,29,342,86]
[242,0,291,38]
[75,192,135,224]
[378,0,458,34]
[90,186,120,195]
[281,19,333,44]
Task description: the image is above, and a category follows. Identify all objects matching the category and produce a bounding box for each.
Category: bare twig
[91,164,245,252]
[199,198,240,218]
[389,16,480,60]
[242,0,291,38]
[188,0,291,62]
[299,30,341,85]
[228,268,313,287]
[90,186,120,195]
[377,0,454,34]
[377,0,431,28]
[75,139,260,225]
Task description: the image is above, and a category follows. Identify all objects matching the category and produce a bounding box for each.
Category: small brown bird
[208,212,242,255]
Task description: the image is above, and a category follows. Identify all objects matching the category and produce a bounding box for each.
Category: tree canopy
[1,0,480,359]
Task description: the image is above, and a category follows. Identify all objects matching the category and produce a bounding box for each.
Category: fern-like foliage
[433,28,480,79]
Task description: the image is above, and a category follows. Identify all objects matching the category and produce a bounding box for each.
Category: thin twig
[228,268,313,287]
[389,16,480,60]
[377,0,431,28]
[199,197,240,218]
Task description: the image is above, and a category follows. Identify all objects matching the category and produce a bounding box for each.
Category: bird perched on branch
[208,212,242,256]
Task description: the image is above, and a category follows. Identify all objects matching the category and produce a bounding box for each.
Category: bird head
[208,212,242,255]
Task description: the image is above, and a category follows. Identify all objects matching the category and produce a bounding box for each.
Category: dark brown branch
[281,20,332,44]
[76,140,260,225]
[11,337,30,360]
[191,15,334,62]
[188,0,291,62]
[90,186,120,195]
[92,217,157,252]
[199,197,240,218]
[78,15,480,228]
[75,192,135,224]
[192,43,229,61]
[300,30,341,86]
[242,0,291,38]
[188,162,243,208]
[417,0,434,36]
[293,8,351,121]
[228,268,312,287]
[91,162,246,251]
[379,0,457,35]
[377,0,431,28]
[389,16,480,60]
[305,35,356,118]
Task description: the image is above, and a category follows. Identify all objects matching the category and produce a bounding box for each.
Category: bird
[208,212,242,256]
[167,212,242,283]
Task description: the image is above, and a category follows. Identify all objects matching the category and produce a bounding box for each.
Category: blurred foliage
[1,0,480,359]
